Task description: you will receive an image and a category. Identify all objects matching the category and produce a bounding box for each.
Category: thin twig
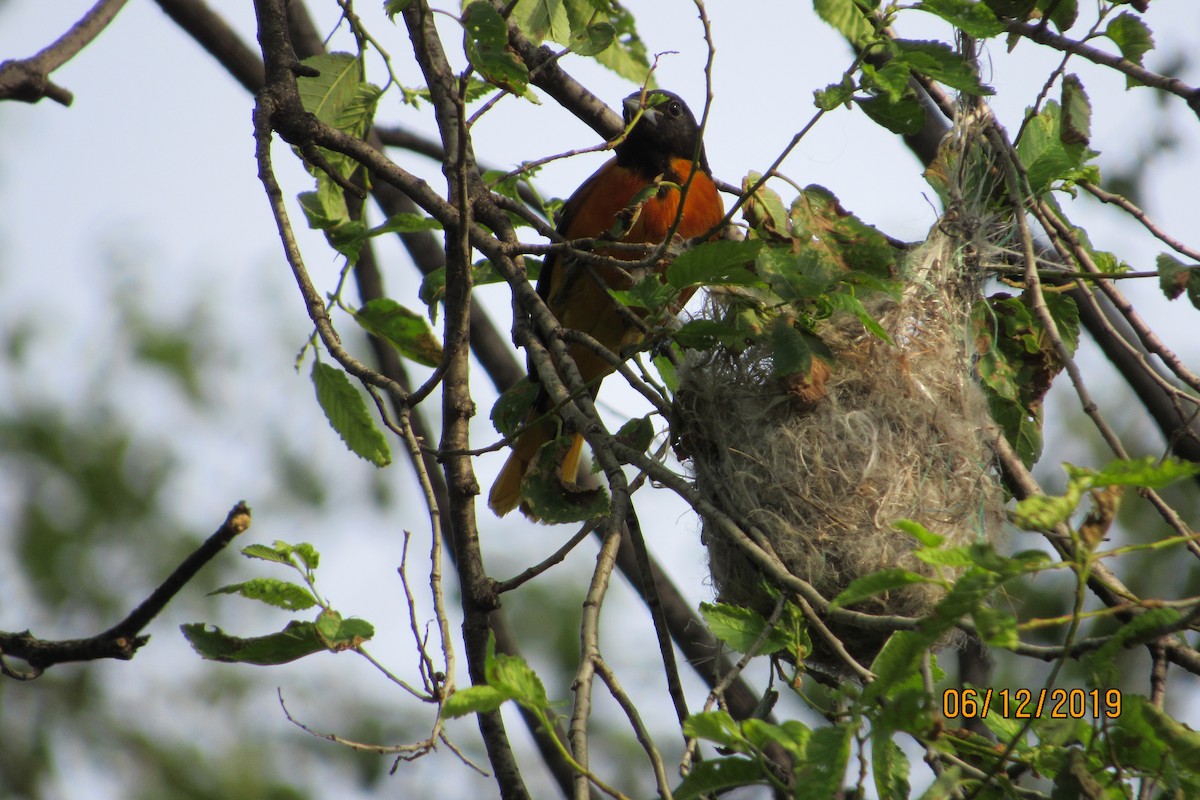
[594,658,674,800]
[496,523,597,593]
[1079,182,1200,264]
[570,524,625,800]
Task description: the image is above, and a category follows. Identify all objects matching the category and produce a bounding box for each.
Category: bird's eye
[668,101,682,116]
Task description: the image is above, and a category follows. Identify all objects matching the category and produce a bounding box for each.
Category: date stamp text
[942,688,1122,720]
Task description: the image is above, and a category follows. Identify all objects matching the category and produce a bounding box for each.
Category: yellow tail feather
[488,419,553,518]
[559,433,585,486]
[487,449,529,517]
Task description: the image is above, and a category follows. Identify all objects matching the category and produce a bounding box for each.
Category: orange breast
[559,157,722,248]
[539,156,724,386]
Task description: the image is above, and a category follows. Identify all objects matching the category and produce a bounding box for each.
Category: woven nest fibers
[677,229,1005,666]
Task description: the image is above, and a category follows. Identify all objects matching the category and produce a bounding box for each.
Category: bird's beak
[623,95,658,126]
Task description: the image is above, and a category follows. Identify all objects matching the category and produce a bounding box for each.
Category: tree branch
[0,501,250,677]
[0,0,130,105]
[1004,20,1200,120]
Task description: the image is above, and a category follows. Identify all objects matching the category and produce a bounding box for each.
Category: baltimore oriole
[489,89,724,519]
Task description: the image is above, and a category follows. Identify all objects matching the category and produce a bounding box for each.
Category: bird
[488,89,725,519]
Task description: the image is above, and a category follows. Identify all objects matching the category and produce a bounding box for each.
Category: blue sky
[2,1,1199,797]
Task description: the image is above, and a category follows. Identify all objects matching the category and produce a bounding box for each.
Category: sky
[2,1,1199,798]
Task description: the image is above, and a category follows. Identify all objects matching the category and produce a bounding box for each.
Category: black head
[615,90,711,178]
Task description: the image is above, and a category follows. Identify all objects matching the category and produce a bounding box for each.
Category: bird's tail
[488,424,586,519]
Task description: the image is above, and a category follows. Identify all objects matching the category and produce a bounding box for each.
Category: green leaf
[1140,701,1200,768]
[462,2,530,94]
[181,621,325,665]
[1110,695,1168,773]
[311,362,392,467]
[858,94,926,135]
[970,543,1044,575]
[442,685,510,718]
[509,0,570,44]
[813,0,876,46]
[297,53,379,132]
[1037,0,1077,32]
[895,519,944,548]
[699,602,791,655]
[1157,253,1200,309]
[384,0,412,18]
[928,569,1002,628]
[1015,101,1092,193]
[608,274,677,314]
[519,436,610,523]
[296,53,382,185]
[324,220,370,262]
[892,39,994,95]
[371,212,443,234]
[1084,456,1200,490]
[985,394,1042,467]
[814,78,855,111]
[666,239,763,289]
[490,378,539,437]
[741,172,790,237]
[914,0,1005,38]
[568,21,614,56]
[209,578,317,611]
[682,711,745,749]
[872,729,912,800]
[790,186,899,279]
[795,725,853,800]
[614,414,654,454]
[314,609,374,650]
[513,0,652,86]
[866,630,928,701]
[1052,747,1111,799]
[592,4,652,85]
[241,542,296,566]
[825,291,893,344]
[1044,291,1081,354]
[673,757,764,800]
[913,546,977,568]
[354,298,443,368]
[974,291,1068,467]
[292,50,381,257]
[916,766,963,800]
[1060,74,1091,146]
[238,540,320,570]
[486,648,549,711]
[297,187,350,231]
[1104,12,1154,79]
[673,318,753,350]
[755,249,830,305]
[979,701,1024,742]
[769,318,812,377]
[830,568,933,609]
[1012,492,1077,530]
[292,542,320,570]
[971,604,1019,648]
[1083,607,1180,686]
[741,718,806,756]
[653,350,680,395]
[861,62,916,103]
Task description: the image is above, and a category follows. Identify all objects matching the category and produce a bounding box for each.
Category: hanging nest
[677,213,1007,666]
